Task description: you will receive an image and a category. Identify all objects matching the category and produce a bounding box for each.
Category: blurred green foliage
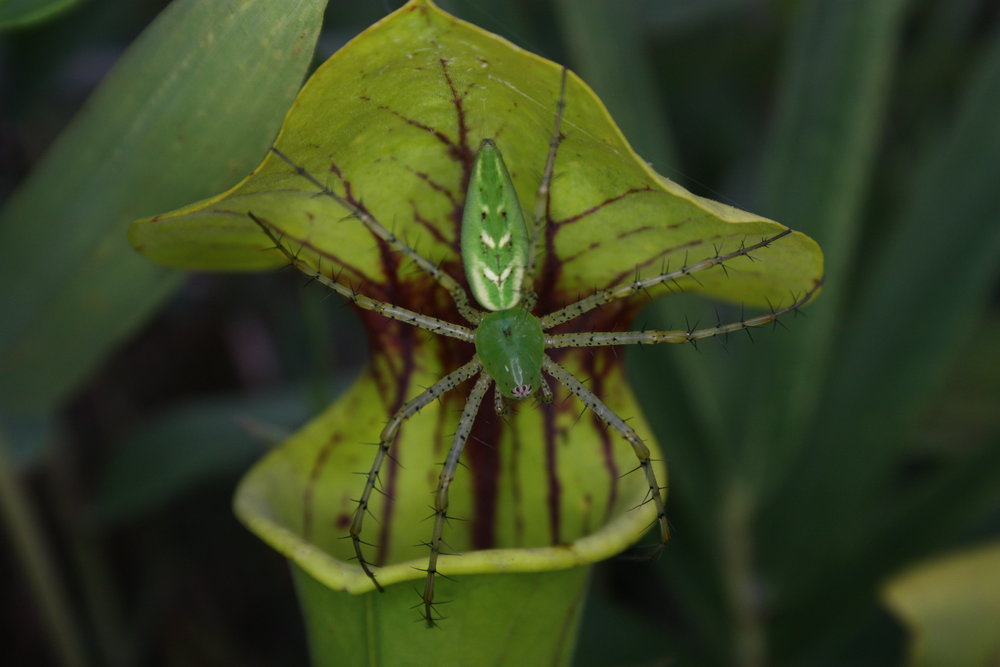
[0,0,80,30]
[1,0,998,665]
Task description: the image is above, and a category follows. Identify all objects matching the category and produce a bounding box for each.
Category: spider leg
[422,372,493,626]
[538,375,554,404]
[540,356,669,548]
[540,229,802,329]
[269,147,484,325]
[521,67,568,311]
[249,212,474,342]
[493,386,508,416]
[350,359,483,591]
[544,280,823,349]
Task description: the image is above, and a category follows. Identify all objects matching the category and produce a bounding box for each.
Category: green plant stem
[721,481,765,667]
[46,436,130,667]
[0,428,88,667]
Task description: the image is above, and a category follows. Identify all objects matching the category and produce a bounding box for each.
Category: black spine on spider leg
[713,307,732,348]
[683,315,701,350]
[765,297,788,332]
[726,302,748,343]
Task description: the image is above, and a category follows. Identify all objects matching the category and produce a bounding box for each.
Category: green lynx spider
[249,69,817,626]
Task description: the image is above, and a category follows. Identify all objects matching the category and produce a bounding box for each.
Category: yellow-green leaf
[882,542,1000,667]
[130,2,822,311]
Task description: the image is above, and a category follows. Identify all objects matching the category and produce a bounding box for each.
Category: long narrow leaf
[0,0,327,413]
[744,0,910,472]
[765,17,1000,666]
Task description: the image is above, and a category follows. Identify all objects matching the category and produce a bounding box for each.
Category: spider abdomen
[461,138,529,311]
[475,307,544,399]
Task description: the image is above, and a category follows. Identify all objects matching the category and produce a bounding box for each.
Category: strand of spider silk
[349,358,483,589]
[269,147,484,325]
[544,277,823,349]
[248,212,474,343]
[521,67,568,312]
[539,228,794,330]
[423,371,493,627]
[541,355,670,545]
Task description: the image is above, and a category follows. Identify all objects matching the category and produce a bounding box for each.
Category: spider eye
[511,384,532,398]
